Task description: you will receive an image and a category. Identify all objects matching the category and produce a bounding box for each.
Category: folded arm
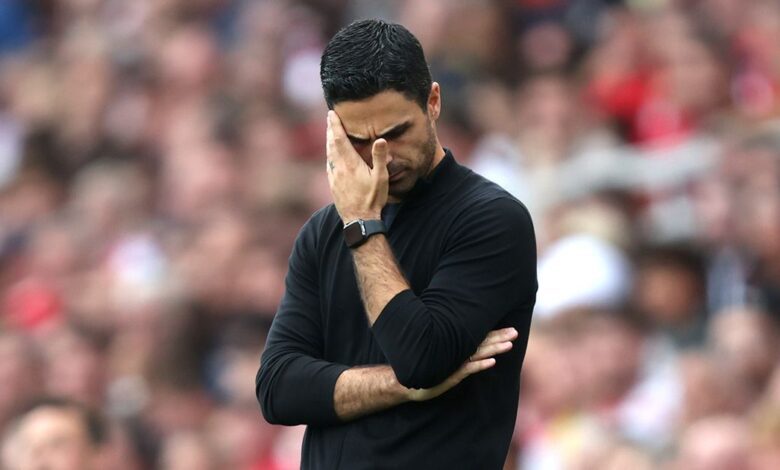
[255,214,519,426]
[353,198,537,389]
[333,328,516,420]
[258,306,516,424]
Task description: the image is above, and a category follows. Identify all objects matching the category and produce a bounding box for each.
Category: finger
[327,110,336,136]
[438,357,498,393]
[470,341,513,361]
[328,111,363,167]
[482,327,518,345]
[328,111,349,150]
[325,120,334,183]
[326,114,336,159]
[372,138,388,173]
[477,333,516,351]
[328,110,343,138]
[461,358,496,377]
[326,111,344,156]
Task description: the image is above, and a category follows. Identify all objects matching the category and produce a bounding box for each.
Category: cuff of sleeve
[317,363,351,424]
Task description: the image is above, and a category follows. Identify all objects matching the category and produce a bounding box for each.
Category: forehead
[333,90,422,136]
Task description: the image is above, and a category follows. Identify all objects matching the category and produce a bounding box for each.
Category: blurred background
[0,0,779,468]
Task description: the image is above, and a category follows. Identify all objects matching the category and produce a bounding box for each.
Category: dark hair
[14,397,108,446]
[320,19,432,110]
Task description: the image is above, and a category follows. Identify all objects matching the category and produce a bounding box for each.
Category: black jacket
[256,151,537,469]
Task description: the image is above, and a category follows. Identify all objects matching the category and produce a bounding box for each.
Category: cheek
[387,136,417,160]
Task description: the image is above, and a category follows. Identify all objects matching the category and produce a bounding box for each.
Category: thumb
[371,138,388,176]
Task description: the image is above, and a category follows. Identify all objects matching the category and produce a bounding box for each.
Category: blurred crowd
[0,0,779,469]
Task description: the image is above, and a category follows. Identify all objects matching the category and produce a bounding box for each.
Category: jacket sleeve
[371,197,537,389]
[256,216,349,426]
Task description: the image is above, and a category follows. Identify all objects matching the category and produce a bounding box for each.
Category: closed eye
[346,121,412,146]
[380,122,411,141]
[349,136,371,147]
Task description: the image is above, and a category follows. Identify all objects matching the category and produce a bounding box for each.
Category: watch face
[343,220,365,247]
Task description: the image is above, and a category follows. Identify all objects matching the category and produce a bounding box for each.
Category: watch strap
[344,218,387,248]
[361,219,386,238]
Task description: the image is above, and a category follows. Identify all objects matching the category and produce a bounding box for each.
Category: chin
[388,180,414,201]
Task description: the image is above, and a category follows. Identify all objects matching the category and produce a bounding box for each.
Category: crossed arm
[254,217,520,426]
[332,232,519,422]
[256,240,517,426]
[333,327,517,420]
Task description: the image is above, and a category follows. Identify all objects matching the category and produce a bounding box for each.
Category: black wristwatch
[343,219,387,248]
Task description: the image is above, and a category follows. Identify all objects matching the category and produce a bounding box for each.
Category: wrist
[395,381,416,403]
[376,365,414,403]
[381,366,413,403]
[405,387,425,402]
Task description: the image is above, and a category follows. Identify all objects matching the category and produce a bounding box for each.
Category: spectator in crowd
[1,397,108,470]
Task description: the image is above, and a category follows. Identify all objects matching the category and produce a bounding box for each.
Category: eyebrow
[347,121,413,143]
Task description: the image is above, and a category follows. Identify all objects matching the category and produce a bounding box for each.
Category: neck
[428,143,446,174]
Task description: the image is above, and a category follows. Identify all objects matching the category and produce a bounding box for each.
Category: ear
[427,82,441,121]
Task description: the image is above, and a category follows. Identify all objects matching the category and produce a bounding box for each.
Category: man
[256,19,537,469]
[1,397,107,470]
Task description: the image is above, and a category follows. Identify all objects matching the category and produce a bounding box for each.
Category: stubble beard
[388,121,438,201]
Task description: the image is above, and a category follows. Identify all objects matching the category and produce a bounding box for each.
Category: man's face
[6,407,97,470]
[333,86,441,203]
